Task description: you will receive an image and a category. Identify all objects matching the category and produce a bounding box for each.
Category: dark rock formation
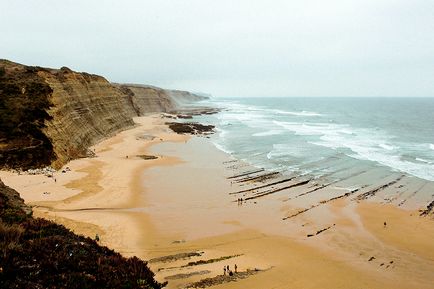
[165,122,215,135]
[420,199,434,216]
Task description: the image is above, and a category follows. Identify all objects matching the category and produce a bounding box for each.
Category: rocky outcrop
[166,122,215,135]
[0,60,207,170]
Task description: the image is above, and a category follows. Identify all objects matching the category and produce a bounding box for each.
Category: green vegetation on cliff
[0,179,165,288]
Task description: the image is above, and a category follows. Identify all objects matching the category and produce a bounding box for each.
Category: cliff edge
[0,179,164,288]
[0,60,206,170]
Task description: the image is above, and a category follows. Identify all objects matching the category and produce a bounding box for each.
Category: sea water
[195,97,434,187]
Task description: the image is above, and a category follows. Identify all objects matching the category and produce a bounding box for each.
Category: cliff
[0,179,164,288]
[114,84,204,115]
[0,60,207,170]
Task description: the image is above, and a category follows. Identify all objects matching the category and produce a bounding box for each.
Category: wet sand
[1,115,433,288]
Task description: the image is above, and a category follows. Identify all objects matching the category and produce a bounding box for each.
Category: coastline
[0,115,187,256]
[1,114,433,288]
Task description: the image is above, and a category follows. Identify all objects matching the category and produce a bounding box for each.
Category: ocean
[194,97,434,206]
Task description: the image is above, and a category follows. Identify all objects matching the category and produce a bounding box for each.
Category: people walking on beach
[237,198,244,206]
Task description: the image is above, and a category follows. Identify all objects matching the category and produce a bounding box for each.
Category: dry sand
[1,115,433,288]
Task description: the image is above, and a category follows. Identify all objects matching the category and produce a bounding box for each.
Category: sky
[1,0,434,97]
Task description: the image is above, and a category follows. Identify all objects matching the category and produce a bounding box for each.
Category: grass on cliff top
[0,180,166,289]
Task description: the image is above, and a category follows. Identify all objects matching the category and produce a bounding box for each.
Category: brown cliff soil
[0,179,165,288]
[0,60,55,169]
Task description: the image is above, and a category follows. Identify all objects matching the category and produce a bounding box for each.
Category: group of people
[223,264,238,276]
[237,198,244,205]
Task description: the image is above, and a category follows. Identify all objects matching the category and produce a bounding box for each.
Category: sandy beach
[1,114,433,289]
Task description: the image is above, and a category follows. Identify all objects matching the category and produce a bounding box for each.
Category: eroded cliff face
[116,84,176,115]
[116,84,207,114]
[0,60,55,169]
[40,68,141,168]
[0,60,206,170]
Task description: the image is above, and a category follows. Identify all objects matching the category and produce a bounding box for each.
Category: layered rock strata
[0,60,206,170]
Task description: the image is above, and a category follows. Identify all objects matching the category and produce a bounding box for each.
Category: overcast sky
[1,0,434,97]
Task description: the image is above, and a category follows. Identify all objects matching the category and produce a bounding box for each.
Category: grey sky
[1,0,434,97]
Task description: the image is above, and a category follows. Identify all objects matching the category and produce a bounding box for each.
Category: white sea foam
[319,133,434,181]
[213,128,232,153]
[378,143,396,151]
[275,121,434,181]
[267,144,293,160]
[328,140,434,180]
[212,141,233,154]
[308,141,340,150]
[273,120,351,136]
[207,98,434,182]
[252,130,284,137]
[267,143,317,160]
[347,150,434,181]
[222,102,322,118]
[416,157,433,164]
[274,110,322,117]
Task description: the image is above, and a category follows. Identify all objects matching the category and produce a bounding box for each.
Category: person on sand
[95,233,100,242]
[223,267,226,275]
[384,221,387,228]
[234,264,237,273]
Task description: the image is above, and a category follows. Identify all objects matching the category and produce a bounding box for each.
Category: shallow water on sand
[193,97,434,208]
